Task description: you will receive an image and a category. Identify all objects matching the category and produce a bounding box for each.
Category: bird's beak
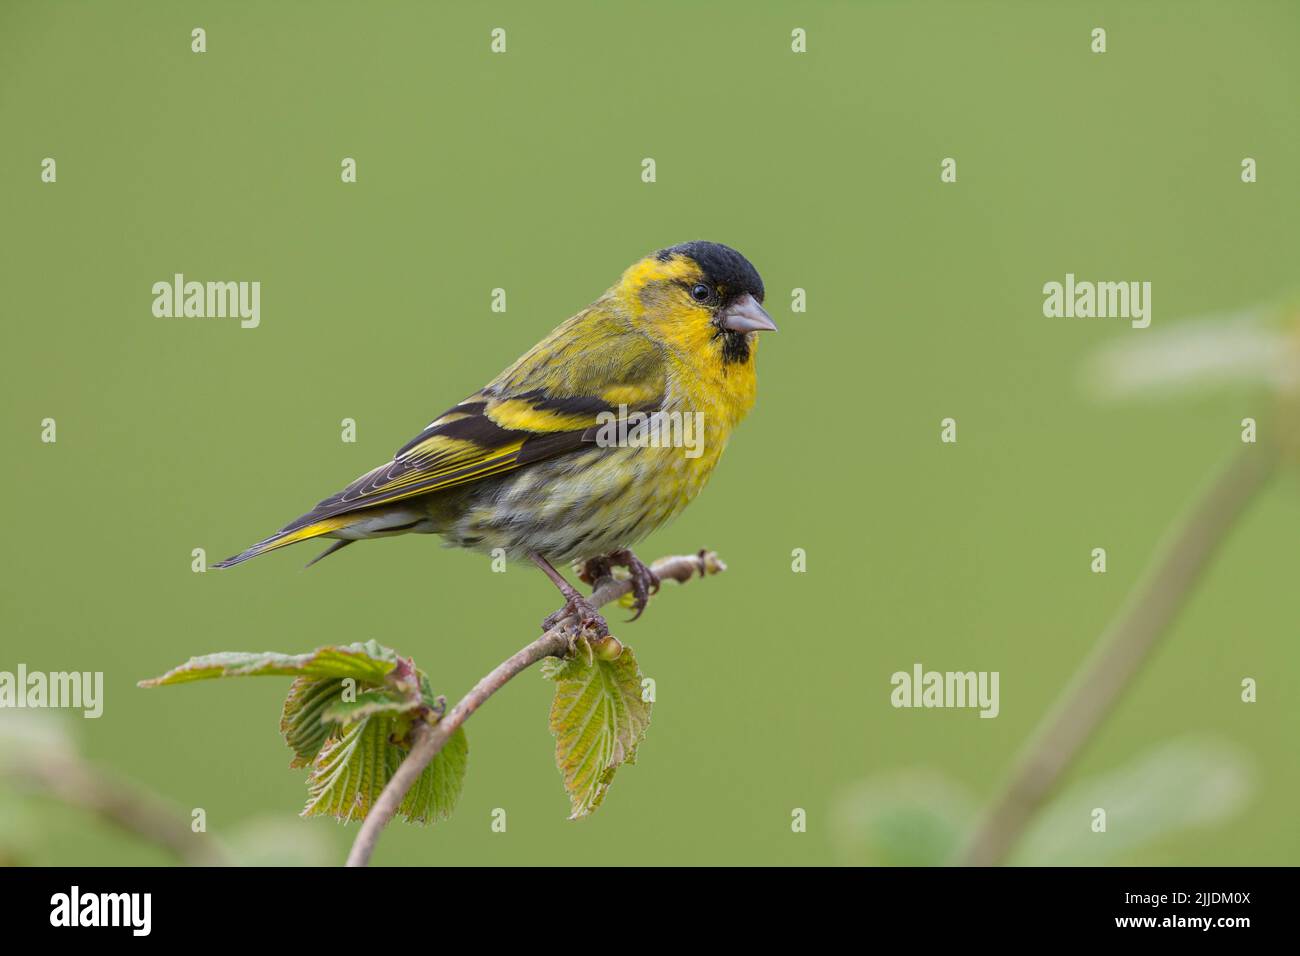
[719,293,779,333]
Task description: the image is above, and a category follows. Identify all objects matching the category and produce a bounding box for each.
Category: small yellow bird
[217,241,777,635]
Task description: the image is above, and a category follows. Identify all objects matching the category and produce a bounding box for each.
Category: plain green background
[2,0,1298,865]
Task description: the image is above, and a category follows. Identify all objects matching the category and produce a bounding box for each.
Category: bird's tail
[213,514,357,569]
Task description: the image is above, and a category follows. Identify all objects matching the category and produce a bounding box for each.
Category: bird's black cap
[656,241,765,303]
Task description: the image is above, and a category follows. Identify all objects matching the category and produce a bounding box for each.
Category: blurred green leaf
[220,816,337,867]
[0,711,77,763]
[1011,736,1252,865]
[0,714,76,862]
[1082,301,1299,401]
[833,737,1251,866]
[0,787,43,864]
[831,770,975,866]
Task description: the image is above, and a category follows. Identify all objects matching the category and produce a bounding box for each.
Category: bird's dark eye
[690,284,711,303]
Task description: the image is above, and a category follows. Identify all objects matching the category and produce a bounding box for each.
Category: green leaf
[396,726,469,825]
[280,677,344,769]
[321,688,421,727]
[138,639,400,688]
[542,641,651,819]
[302,714,393,823]
[140,641,466,826]
[302,714,468,825]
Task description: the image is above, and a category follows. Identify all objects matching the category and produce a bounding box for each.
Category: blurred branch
[7,754,228,866]
[958,446,1277,866]
[345,550,726,868]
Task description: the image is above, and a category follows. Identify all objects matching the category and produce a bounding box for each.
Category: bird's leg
[607,548,661,621]
[531,552,609,639]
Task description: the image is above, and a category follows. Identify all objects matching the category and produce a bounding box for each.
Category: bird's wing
[283,314,667,532]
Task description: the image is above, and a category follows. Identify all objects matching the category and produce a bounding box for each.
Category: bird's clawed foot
[577,555,611,587]
[579,550,660,620]
[541,593,609,640]
[535,547,657,641]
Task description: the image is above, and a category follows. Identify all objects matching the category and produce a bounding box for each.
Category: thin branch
[7,754,229,866]
[957,446,1277,866]
[345,550,727,867]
